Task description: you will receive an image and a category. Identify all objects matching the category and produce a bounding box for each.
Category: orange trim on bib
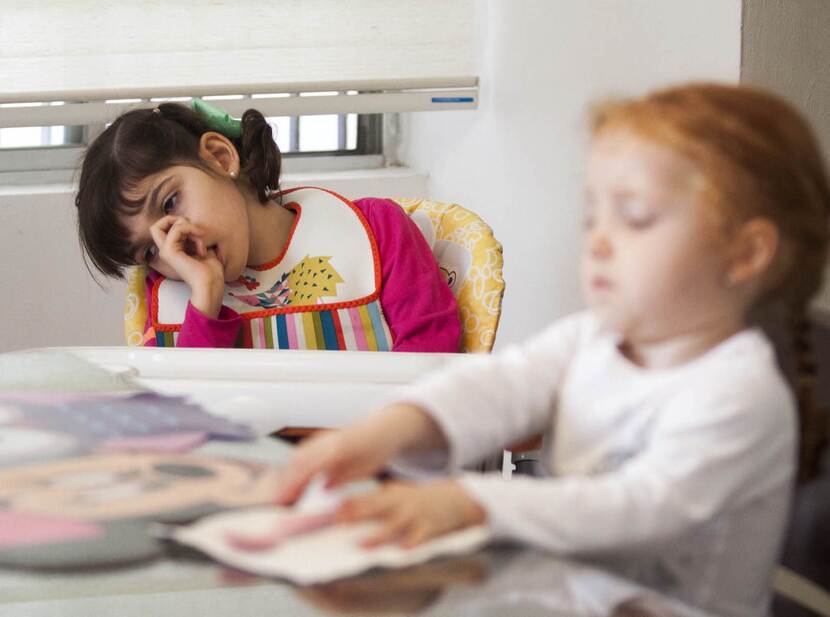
[247,202,301,272]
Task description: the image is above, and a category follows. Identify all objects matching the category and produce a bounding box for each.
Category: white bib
[153,187,381,326]
[150,187,394,351]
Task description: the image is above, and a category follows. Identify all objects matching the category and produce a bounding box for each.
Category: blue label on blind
[431,97,475,103]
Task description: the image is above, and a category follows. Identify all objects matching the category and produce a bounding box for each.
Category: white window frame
[0,106,398,186]
[0,86,477,185]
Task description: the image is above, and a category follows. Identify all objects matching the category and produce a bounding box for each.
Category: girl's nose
[588,229,613,259]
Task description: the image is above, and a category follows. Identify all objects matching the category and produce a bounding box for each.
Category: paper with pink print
[0,511,103,548]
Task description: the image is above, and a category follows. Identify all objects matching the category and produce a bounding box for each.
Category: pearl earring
[229,171,237,179]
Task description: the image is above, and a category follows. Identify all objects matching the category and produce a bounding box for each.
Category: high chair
[123,197,505,353]
[393,197,504,353]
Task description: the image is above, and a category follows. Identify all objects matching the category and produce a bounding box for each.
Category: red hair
[591,83,830,482]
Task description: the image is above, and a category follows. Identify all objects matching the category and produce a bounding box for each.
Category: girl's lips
[591,276,613,290]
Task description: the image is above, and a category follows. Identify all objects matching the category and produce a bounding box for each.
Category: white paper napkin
[172,506,490,585]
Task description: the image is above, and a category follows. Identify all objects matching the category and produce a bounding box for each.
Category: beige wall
[742,0,830,158]
[741,0,830,310]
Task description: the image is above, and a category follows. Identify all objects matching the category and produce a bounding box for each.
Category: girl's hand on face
[149,215,226,318]
[336,480,486,549]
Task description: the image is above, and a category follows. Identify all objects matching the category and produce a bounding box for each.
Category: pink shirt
[144,198,460,353]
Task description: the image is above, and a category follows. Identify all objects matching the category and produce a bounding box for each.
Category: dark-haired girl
[76,102,460,351]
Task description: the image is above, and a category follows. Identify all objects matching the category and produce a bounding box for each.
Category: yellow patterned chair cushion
[124,199,504,352]
[124,265,150,347]
[394,199,504,353]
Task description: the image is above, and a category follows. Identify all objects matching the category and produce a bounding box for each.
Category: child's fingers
[400,521,434,549]
[273,472,307,506]
[276,444,340,505]
[150,214,183,236]
[323,465,369,489]
[337,490,399,523]
[165,218,198,242]
[148,219,171,248]
[274,464,323,506]
[337,489,420,547]
[276,438,352,505]
[226,512,335,552]
[150,216,204,244]
[177,219,205,238]
[275,428,387,505]
[156,214,204,234]
[162,220,190,251]
[361,511,413,548]
[162,219,207,257]
[149,216,187,251]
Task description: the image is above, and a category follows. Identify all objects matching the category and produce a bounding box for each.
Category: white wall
[0,170,427,353]
[0,186,124,352]
[401,0,742,347]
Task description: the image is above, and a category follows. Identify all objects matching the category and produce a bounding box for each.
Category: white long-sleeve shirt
[394,311,796,617]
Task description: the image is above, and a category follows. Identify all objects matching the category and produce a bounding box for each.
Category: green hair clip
[190,98,243,140]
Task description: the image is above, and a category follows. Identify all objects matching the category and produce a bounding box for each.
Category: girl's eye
[162,193,178,214]
[618,198,657,229]
[143,244,158,264]
[625,214,657,229]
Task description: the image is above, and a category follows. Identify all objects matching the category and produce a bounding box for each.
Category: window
[0,102,380,156]
[1,1,476,183]
[0,95,386,184]
[0,125,82,149]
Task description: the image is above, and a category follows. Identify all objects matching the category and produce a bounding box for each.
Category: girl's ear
[725,217,779,287]
[198,132,240,179]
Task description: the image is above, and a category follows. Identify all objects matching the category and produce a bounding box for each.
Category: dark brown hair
[75,103,281,279]
[591,83,830,483]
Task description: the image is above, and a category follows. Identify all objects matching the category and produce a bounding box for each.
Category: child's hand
[275,423,402,506]
[275,404,447,506]
[150,215,225,317]
[336,480,486,549]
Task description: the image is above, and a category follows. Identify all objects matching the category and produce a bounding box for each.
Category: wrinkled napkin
[172,506,490,585]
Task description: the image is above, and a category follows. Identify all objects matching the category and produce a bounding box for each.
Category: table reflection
[292,548,712,617]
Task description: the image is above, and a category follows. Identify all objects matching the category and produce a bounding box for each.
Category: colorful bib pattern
[153,301,392,351]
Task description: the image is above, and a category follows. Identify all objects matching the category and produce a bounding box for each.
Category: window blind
[0,0,477,127]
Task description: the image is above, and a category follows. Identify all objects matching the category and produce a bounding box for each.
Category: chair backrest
[393,198,504,353]
[124,264,150,347]
[124,198,504,352]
